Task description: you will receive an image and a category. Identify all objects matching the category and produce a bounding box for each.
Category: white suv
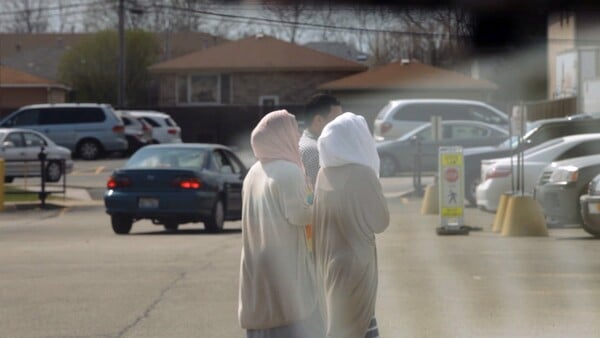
[126,111,182,144]
[373,99,509,141]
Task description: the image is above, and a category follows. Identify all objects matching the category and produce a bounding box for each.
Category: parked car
[476,133,600,211]
[463,115,600,205]
[579,173,600,237]
[0,103,127,160]
[377,120,508,177]
[116,111,153,154]
[0,128,73,182]
[127,111,182,144]
[373,99,509,141]
[534,154,600,228]
[104,144,246,234]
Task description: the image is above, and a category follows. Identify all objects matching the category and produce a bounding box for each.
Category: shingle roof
[318,60,498,90]
[0,65,67,89]
[149,35,367,73]
[303,41,369,63]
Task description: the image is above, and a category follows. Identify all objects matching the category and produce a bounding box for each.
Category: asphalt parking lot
[1,184,600,337]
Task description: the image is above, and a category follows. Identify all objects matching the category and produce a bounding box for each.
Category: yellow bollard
[501,195,548,237]
[420,184,439,215]
[492,193,510,233]
[0,158,4,211]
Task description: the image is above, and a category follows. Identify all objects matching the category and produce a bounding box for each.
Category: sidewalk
[2,186,104,212]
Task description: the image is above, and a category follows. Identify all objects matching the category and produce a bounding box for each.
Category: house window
[259,95,279,106]
[177,74,230,105]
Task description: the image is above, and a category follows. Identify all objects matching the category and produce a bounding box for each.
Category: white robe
[314,164,389,338]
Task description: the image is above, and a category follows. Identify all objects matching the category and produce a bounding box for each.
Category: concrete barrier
[492,193,511,233]
[501,195,548,237]
[420,184,439,215]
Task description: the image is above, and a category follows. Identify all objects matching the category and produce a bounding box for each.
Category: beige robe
[314,164,390,338]
[238,160,317,331]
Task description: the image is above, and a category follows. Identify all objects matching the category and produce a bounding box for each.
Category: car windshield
[125,147,208,169]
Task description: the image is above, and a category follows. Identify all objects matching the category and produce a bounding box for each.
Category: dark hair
[305,93,341,122]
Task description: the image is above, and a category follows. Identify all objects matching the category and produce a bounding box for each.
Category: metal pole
[521,103,526,195]
[118,0,125,108]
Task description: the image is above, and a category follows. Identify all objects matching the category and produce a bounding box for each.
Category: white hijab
[318,112,380,177]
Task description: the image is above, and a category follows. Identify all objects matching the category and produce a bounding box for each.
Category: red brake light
[381,122,392,134]
[107,176,132,189]
[485,167,512,180]
[167,128,177,135]
[173,177,201,189]
[112,125,125,133]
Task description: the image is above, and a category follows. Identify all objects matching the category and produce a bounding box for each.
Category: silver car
[534,154,600,228]
[373,99,509,141]
[0,103,128,160]
[0,128,74,183]
[376,120,509,177]
[579,173,600,237]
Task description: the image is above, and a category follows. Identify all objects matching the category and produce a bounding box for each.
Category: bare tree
[4,0,49,33]
[262,0,310,43]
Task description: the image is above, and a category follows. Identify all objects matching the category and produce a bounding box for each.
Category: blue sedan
[104,144,246,234]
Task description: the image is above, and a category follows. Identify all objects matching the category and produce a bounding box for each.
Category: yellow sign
[441,154,463,166]
[441,207,463,218]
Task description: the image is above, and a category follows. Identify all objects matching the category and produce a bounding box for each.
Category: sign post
[437,146,469,235]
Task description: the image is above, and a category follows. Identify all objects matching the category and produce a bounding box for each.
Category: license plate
[138,197,158,208]
[589,202,600,214]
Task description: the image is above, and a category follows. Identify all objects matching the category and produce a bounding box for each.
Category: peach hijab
[251,109,303,169]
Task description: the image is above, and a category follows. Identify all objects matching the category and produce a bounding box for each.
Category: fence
[521,97,577,121]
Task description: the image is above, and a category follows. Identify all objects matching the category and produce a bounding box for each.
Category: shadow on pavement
[132,228,242,236]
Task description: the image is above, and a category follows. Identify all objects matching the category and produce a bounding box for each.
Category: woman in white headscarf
[314,112,390,338]
[238,110,325,338]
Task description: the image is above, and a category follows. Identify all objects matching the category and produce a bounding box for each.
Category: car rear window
[165,117,177,127]
[126,147,208,169]
[141,117,160,127]
[376,103,394,119]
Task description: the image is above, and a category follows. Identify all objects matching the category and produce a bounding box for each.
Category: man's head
[305,93,342,136]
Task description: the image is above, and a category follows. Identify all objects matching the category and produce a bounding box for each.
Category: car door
[445,123,497,148]
[22,131,49,176]
[39,108,78,149]
[0,132,28,177]
[212,149,245,218]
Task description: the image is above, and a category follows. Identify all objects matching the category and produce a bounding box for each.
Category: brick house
[0,65,69,112]
[148,35,367,107]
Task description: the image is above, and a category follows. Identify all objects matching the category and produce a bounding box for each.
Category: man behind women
[238,110,325,338]
[299,93,343,188]
[314,112,390,338]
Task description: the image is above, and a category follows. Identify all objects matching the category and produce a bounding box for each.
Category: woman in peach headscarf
[238,110,325,338]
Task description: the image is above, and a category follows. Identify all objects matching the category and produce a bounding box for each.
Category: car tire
[77,139,102,160]
[164,223,179,232]
[465,175,480,206]
[45,161,62,182]
[111,215,133,234]
[205,199,224,233]
[379,154,397,177]
[4,176,14,183]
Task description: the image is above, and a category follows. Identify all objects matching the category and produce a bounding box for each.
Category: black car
[104,144,246,234]
[463,115,600,205]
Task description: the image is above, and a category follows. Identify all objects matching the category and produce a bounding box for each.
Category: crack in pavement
[112,237,240,337]
[115,271,187,338]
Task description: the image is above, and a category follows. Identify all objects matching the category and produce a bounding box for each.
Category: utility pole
[118,0,125,108]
